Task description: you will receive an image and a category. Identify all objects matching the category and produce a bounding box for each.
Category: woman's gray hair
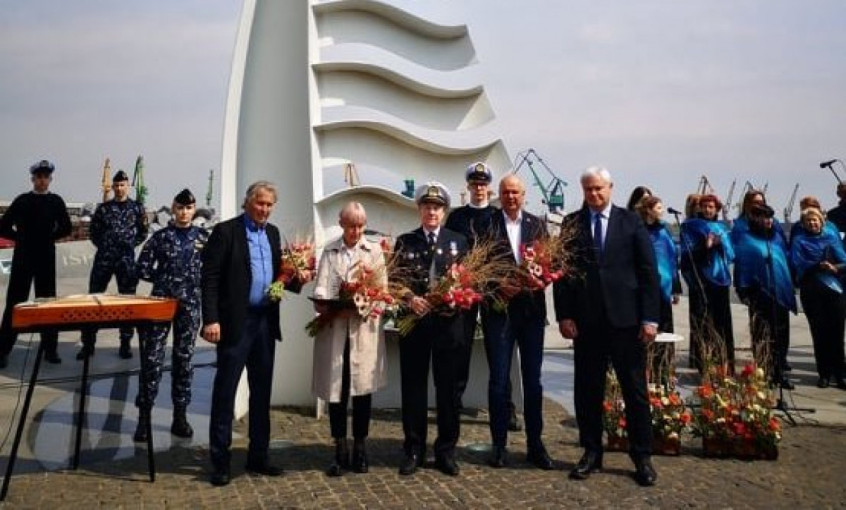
[242,180,278,208]
[580,166,613,185]
[339,201,367,224]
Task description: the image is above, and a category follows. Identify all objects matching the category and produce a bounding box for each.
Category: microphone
[667,207,683,216]
[820,159,838,168]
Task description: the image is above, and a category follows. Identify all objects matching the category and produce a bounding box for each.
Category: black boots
[326,438,350,477]
[351,439,369,473]
[171,408,194,438]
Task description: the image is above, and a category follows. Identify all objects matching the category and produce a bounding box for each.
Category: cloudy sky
[1,0,844,220]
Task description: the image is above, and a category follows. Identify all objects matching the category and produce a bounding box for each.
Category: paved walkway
[0,293,845,508]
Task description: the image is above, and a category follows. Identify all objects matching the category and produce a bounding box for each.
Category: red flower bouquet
[267,240,316,301]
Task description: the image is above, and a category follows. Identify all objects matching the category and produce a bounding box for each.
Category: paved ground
[0,257,845,508]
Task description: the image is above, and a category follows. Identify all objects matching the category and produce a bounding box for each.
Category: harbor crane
[100,158,112,203]
[696,175,715,195]
[722,179,736,221]
[206,169,215,208]
[512,149,567,214]
[783,183,799,224]
[132,155,147,205]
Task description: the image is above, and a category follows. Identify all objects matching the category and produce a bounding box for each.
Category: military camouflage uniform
[135,223,207,411]
[82,198,148,347]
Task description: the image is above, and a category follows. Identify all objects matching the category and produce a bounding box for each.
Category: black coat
[554,204,660,329]
[393,227,469,297]
[201,214,282,343]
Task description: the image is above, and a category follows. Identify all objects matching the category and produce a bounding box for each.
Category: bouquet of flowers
[690,362,781,459]
[518,237,566,289]
[305,261,397,337]
[394,262,482,336]
[267,239,316,302]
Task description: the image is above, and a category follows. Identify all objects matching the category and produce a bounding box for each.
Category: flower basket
[690,363,782,461]
[652,435,681,456]
[606,434,628,452]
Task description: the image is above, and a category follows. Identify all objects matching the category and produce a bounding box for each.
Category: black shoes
[526,443,555,470]
[44,351,62,364]
[326,438,350,477]
[835,378,846,390]
[569,451,603,480]
[245,459,283,477]
[0,354,8,369]
[398,452,423,476]
[489,445,508,468]
[119,340,132,359]
[634,457,658,487]
[171,409,194,438]
[817,377,831,389]
[210,466,230,487]
[434,455,459,476]
[351,439,369,474]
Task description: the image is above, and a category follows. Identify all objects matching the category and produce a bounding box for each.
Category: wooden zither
[12,294,178,331]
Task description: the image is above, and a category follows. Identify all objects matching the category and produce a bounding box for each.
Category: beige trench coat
[311,237,387,402]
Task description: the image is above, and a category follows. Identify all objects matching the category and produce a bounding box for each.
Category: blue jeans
[484,308,545,448]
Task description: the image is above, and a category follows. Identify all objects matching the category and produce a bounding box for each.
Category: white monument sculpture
[220,0,511,412]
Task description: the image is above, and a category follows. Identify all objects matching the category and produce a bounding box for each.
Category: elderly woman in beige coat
[312,202,387,477]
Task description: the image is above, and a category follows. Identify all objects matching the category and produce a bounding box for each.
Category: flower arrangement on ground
[689,362,781,459]
[305,260,397,337]
[267,239,316,301]
[603,368,691,454]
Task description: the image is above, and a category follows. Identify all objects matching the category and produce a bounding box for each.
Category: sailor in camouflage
[78,170,148,359]
[133,188,207,441]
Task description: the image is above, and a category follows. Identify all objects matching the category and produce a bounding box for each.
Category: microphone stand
[671,211,710,372]
[762,232,815,426]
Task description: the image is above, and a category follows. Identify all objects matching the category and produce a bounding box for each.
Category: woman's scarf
[680,218,734,287]
[790,223,846,294]
[734,228,797,312]
[648,222,679,303]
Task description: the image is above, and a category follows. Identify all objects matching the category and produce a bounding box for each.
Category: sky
[1,0,845,221]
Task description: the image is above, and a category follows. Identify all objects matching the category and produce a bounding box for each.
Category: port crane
[512,149,567,214]
[132,155,147,205]
[783,184,799,224]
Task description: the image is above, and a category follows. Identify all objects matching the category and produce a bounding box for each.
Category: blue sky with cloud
[1,0,844,218]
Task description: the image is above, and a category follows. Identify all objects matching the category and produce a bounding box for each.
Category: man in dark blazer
[392,182,469,477]
[201,181,308,486]
[553,166,661,487]
[483,174,554,470]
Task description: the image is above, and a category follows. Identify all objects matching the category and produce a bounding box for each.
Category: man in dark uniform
[393,182,469,477]
[0,160,72,367]
[483,174,554,470]
[201,181,311,487]
[133,189,208,442]
[78,169,148,360]
[554,166,660,487]
[445,162,520,431]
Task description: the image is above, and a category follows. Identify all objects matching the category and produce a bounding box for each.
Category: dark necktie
[593,213,604,258]
[427,232,437,287]
[428,231,436,248]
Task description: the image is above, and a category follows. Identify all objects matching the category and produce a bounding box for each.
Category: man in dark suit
[483,174,554,470]
[392,182,469,477]
[201,181,309,487]
[445,162,519,431]
[553,166,661,487]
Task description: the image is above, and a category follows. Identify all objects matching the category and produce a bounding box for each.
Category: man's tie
[427,232,437,288]
[593,213,604,258]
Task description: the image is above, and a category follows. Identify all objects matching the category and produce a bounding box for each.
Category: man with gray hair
[553,166,661,486]
[201,181,311,486]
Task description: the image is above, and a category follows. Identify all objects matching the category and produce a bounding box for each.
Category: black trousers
[574,323,651,459]
[689,282,735,373]
[399,313,466,459]
[0,251,58,356]
[747,292,790,381]
[328,336,372,440]
[800,279,845,380]
[209,309,275,469]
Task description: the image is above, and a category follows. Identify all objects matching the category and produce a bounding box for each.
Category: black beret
[112,170,129,182]
[173,188,196,205]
